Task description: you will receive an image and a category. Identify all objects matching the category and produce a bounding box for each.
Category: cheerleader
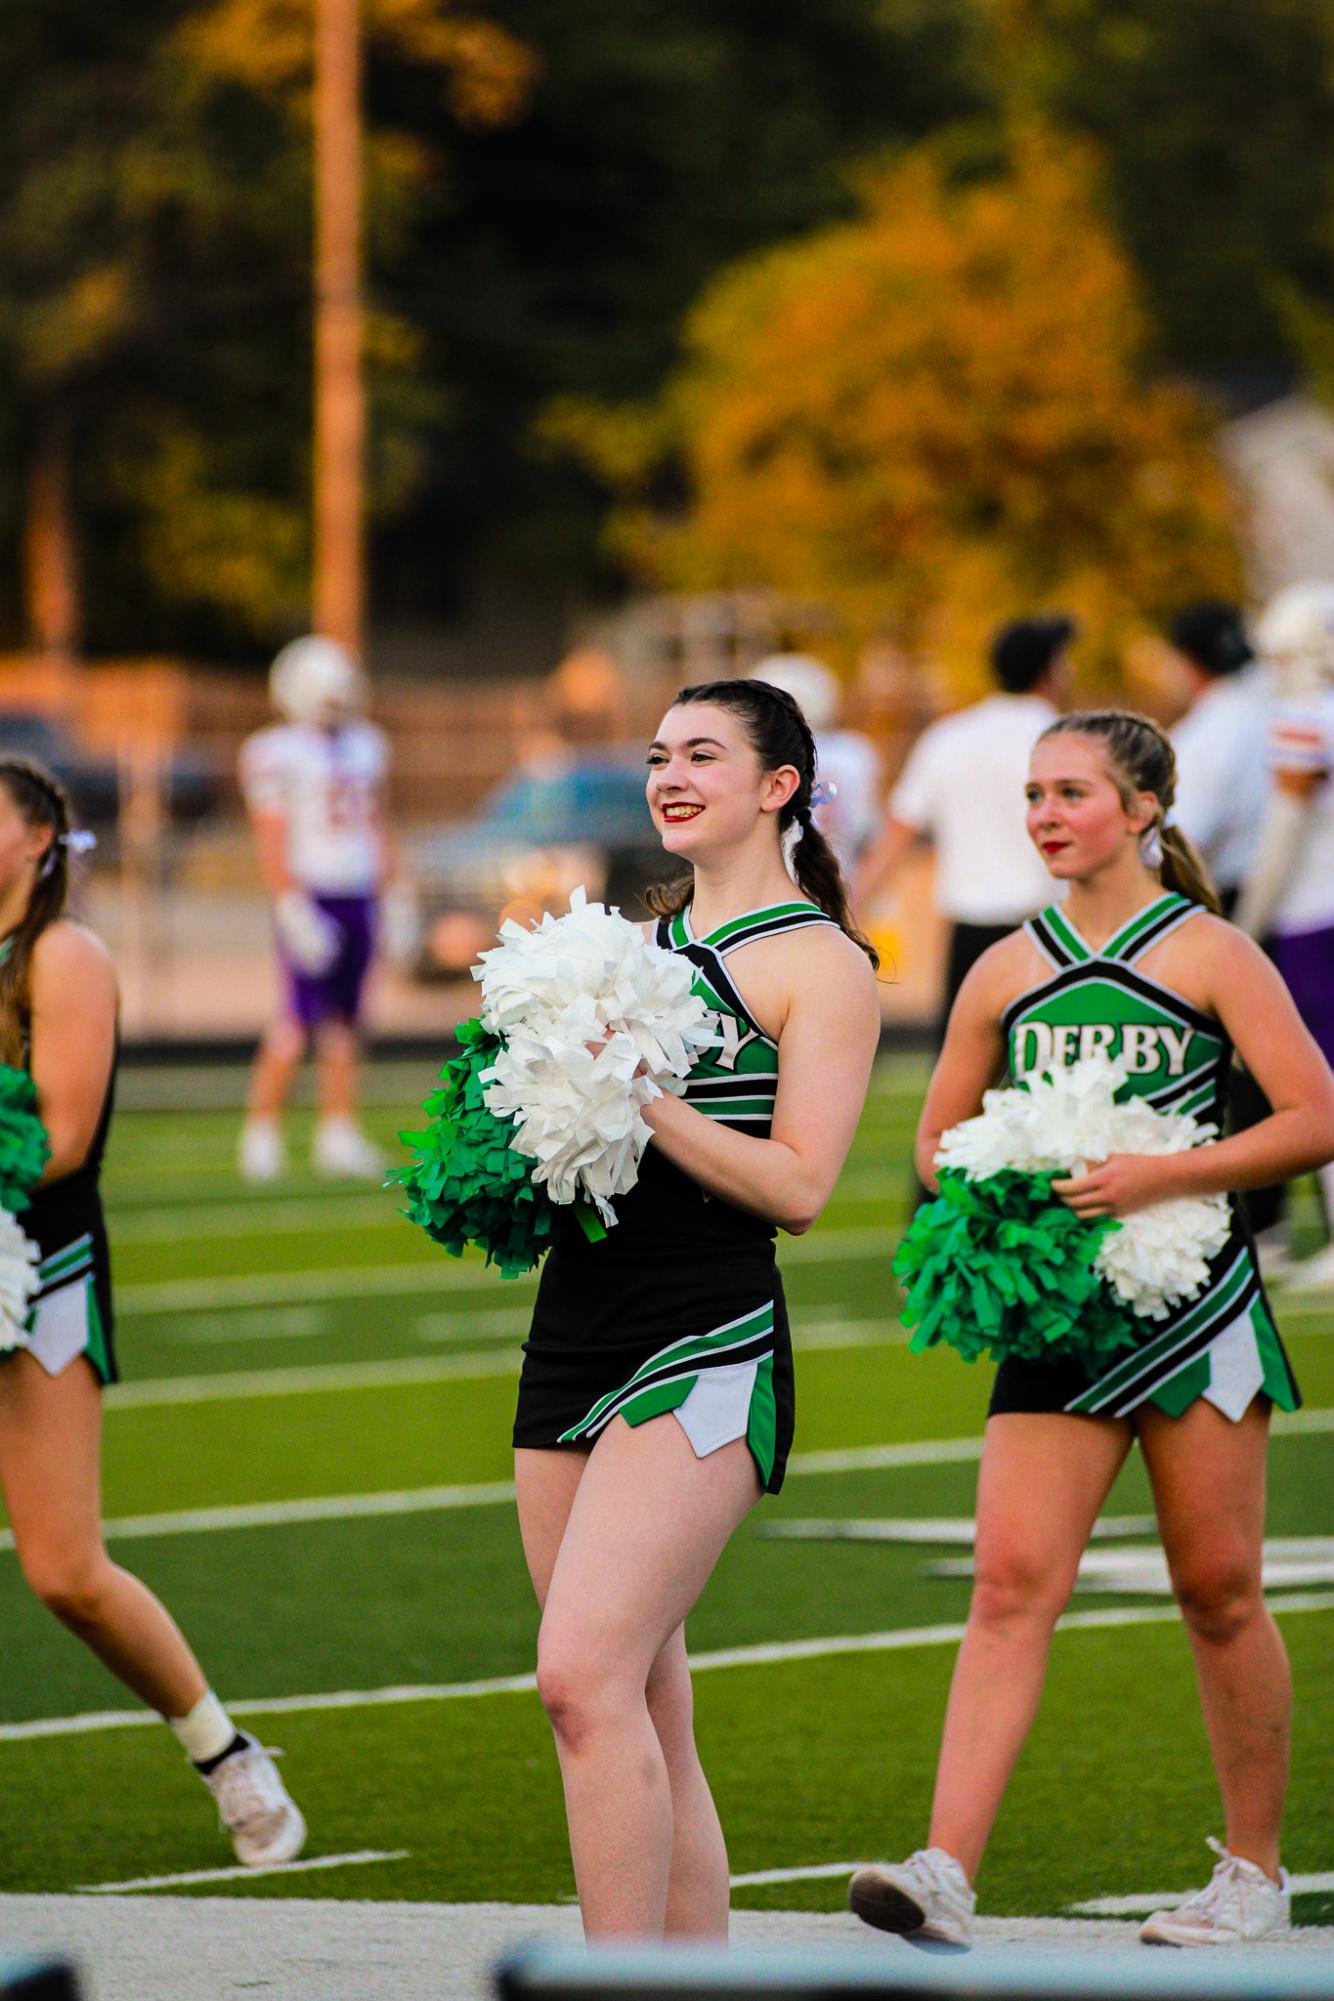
[0,756,305,1866]
[513,679,880,1939]
[850,710,1334,1948]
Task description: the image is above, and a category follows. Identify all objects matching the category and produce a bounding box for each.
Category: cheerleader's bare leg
[0,1349,209,1715]
[1138,1395,1288,1882]
[927,1411,1133,1880]
[517,1415,759,1939]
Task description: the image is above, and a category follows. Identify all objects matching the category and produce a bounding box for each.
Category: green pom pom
[386,1018,560,1280]
[0,1064,51,1215]
[894,1169,1139,1372]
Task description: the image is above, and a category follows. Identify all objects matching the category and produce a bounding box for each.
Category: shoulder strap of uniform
[702,901,839,957]
[1025,906,1086,970]
[1107,894,1194,964]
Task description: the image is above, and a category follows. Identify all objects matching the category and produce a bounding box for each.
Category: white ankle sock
[169,1691,237,1764]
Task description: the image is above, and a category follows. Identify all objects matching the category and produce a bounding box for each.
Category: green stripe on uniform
[1103,894,1187,961]
[1041,907,1092,963]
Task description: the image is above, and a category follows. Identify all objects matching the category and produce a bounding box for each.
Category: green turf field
[1,1055,1330,1920]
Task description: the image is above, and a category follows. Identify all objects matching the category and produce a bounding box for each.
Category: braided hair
[0,756,75,1067]
[646,678,879,966]
[1037,709,1222,914]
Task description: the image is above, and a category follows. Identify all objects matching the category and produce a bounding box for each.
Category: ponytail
[1159,822,1223,916]
[0,757,75,1068]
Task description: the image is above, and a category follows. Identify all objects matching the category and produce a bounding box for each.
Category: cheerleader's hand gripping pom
[895,1053,1231,1369]
[0,1064,51,1352]
[391,893,717,1270]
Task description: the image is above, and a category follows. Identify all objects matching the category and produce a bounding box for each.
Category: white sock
[169,1691,237,1764]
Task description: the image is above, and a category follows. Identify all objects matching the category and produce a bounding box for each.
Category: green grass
[0,1053,1330,1913]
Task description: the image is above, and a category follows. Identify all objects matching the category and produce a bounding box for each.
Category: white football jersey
[1266,689,1334,934]
[239,720,390,894]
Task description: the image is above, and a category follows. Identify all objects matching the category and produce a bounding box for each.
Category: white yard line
[77,1850,410,1895]
[731,1861,865,1888]
[112,1225,897,1319]
[4,1594,1331,1746]
[104,1320,899,1409]
[1069,1873,1334,1916]
[5,1417,1324,1552]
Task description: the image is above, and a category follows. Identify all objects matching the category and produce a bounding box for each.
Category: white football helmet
[1254,581,1334,695]
[751,653,841,731]
[269,635,367,726]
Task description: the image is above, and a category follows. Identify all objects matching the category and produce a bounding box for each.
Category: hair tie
[810,779,838,807]
[38,828,96,880]
[1140,820,1164,870]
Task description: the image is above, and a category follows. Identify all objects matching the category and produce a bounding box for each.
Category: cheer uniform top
[3,970,119,1387]
[991,893,1299,1424]
[514,900,839,1493]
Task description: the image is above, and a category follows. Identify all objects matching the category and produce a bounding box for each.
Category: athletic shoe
[312,1118,385,1180]
[1140,1839,1290,1946]
[238,1121,286,1183]
[204,1735,307,1867]
[1283,1241,1334,1292]
[849,1848,975,1944]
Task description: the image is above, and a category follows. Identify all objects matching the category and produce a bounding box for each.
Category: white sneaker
[204,1735,307,1867]
[1283,1241,1334,1292]
[849,1848,975,1944]
[238,1121,286,1183]
[1140,1838,1290,1946]
[312,1118,385,1180]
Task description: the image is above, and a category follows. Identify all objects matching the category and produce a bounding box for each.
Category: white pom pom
[474,890,719,1222]
[0,1208,41,1354]
[936,1051,1231,1320]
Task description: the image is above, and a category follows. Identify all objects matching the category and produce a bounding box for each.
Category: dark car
[407,753,663,978]
[0,712,220,831]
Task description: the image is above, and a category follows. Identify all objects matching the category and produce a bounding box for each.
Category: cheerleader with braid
[514,680,880,1939]
[0,757,305,1867]
[851,711,1334,1949]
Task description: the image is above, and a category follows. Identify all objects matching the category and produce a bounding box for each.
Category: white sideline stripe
[5,1417,1324,1552]
[731,1861,864,1888]
[4,1593,1331,1746]
[112,1225,896,1319]
[103,1322,900,1410]
[77,1849,411,1894]
[1070,1872,1334,1916]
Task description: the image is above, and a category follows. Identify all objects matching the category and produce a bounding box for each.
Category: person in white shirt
[1169,602,1285,1259]
[746,654,883,871]
[856,616,1073,1028]
[1237,581,1334,1289]
[1170,602,1272,908]
[236,636,395,1182]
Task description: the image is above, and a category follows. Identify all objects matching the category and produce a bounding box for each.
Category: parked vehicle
[406,753,663,978]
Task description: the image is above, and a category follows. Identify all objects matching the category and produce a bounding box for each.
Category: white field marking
[730,1861,865,1888]
[414,1307,531,1342]
[0,1480,518,1553]
[111,1225,896,1319]
[169,1307,330,1344]
[40,1414,1329,1551]
[77,1849,410,1894]
[102,1322,902,1409]
[5,1594,1332,1747]
[0,1427,984,1554]
[112,1196,399,1244]
[1069,1873,1334,1917]
[926,1540,1334,1597]
[760,1515,1158,1546]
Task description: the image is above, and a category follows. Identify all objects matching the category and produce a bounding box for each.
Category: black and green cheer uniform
[991,892,1299,1423]
[8,992,119,1387]
[514,900,838,1492]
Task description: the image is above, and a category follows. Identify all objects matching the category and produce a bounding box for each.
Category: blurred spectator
[1169,600,1285,1258]
[236,636,405,1183]
[748,653,882,869]
[1169,601,1272,909]
[1237,581,1334,1289]
[855,615,1073,1026]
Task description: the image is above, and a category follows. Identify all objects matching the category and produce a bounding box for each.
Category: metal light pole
[312,0,364,656]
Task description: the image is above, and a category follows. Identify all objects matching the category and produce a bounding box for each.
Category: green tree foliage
[985,0,1334,378]
[551,129,1243,684]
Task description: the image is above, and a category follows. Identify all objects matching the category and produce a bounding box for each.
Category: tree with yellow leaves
[548,127,1244,687]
